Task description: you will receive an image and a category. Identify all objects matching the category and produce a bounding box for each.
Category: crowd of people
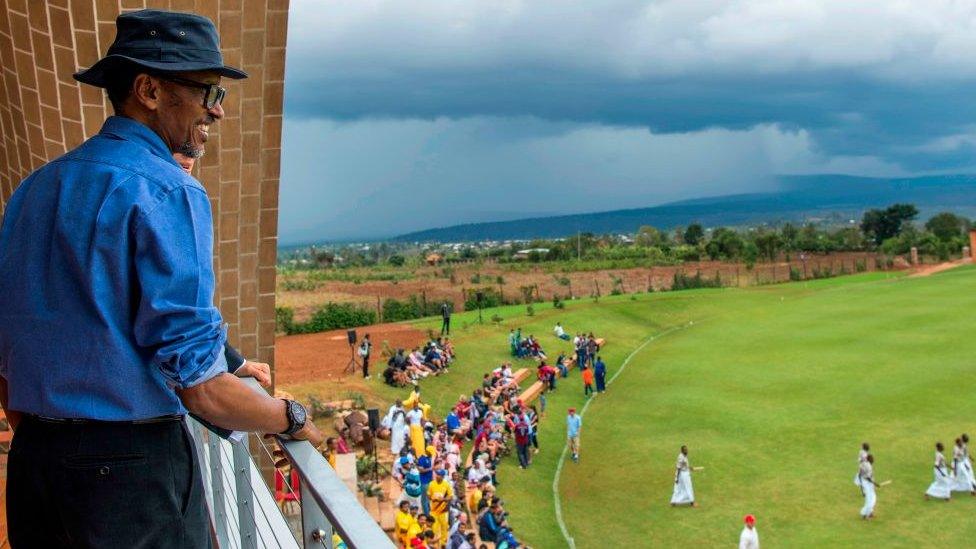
[383,337,457,387]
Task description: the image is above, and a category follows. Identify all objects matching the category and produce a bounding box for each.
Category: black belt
[29,414,184,425]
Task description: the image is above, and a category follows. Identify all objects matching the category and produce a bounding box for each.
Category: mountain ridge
[390,174,976,242]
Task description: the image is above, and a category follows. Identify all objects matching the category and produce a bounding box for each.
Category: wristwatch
[281,399,308,436]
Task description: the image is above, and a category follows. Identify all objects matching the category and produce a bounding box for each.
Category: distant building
[514,248,550,260]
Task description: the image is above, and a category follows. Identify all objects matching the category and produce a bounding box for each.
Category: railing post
[301,477,334,548]
[208,431,230,549]
[233,436,258,549]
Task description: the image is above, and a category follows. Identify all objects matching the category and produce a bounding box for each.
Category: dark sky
[278,0,976,243]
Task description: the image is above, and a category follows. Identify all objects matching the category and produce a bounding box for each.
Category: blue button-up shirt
[567,414,582,437]
[0,116,227,420]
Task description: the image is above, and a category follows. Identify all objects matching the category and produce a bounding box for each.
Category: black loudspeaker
[475,291,484,304]
[347,329,357,345]
[367,408,380,432]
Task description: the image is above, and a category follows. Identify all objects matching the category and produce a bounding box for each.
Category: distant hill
[391,174,976,242]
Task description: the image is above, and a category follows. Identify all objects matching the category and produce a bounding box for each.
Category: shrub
[281,278,320,291]
[470,273,482,284]
[553,295,565,309]
[275,306,295,333]
[490,314,504,325]
[855,259,867,272]
[284,302,377,335]
[526,304,535,316]
[671,272,723,291]
[308,395,336,419]
[382,295,431,322]
[495,275,505,284]
[789,267,803,281]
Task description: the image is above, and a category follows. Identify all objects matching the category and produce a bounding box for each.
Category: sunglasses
[154,74,227,109]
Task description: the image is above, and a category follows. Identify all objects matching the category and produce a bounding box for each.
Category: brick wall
[0,0,287,370]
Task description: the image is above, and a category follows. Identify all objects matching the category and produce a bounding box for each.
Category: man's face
[153,70,223,158]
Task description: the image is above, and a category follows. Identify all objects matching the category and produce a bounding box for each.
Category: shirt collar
[98,116,181,169]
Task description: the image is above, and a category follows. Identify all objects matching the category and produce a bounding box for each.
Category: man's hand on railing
[234,360,272,387]
[264,420,325,468]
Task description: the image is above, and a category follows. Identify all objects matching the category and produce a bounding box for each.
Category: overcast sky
[278,0,976,243]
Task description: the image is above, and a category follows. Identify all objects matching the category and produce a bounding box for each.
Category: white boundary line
[552,320,704,549]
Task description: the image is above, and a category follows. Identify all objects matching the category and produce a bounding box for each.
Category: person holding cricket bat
[924,442,952,501]
[854,442,870,489]
[950,437,976,495]
[859,454,880,519]
[670,445,701,507]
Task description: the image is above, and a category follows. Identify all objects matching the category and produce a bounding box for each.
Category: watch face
[291,401,307,425]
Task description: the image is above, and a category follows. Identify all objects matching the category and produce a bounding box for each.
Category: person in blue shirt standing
[417,447,435,515]
[0,10,323,548]
[567,407,583,462]
[594,355,607,393]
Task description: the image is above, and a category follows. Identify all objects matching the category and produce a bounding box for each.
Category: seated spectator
[554,322,570,340]
[555,352,569,378]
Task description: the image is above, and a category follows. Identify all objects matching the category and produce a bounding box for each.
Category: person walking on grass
[739,515,759,549]
[671,445,701,507]
[567,408,582,462]
[859,454,880,519]
[594,355,607,393]
[950,436,976,495]
[582,365,595,397]
[514,409,532,469]
[925,442,952,501]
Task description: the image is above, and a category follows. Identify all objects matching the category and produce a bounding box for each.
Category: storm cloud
[279,1,976,242]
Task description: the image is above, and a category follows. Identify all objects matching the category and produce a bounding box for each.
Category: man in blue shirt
[417,447,434,515]
[0,10,322,548]
[567,407,583,462]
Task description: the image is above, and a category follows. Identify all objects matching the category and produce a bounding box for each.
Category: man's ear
[131,73,160,111]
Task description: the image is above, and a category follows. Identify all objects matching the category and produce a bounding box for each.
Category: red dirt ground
[274,322,427,386]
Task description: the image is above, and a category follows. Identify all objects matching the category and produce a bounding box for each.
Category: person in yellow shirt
[427,469,454,546]
[406,511,429,548]
[395,500,414,548]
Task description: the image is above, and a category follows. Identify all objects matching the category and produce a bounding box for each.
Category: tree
[387,254,405,267]
[925,212,969,242]
[780,223,799,250]
[635,225,665,247]
[861,203,919,246]
[684,223,704,246]
[705,227,745,260]
[753,231,782,261]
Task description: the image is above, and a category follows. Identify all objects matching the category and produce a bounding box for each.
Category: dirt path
[274,322,428,386]
[909,257,972,277]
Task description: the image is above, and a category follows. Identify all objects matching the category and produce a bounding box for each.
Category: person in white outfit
[950,436,976,495]
[853,442,869,489]
[962,434,976,490]
[859,454,880,519]
[739,514,759,549]
[925,442,952,501]
[670,445,699,507]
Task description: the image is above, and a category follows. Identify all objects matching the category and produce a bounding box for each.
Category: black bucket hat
[74,9,247,88]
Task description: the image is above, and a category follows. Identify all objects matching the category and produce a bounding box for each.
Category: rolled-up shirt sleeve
[133,185,227,389]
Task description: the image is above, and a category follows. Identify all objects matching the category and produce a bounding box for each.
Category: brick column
[969,229,976,260]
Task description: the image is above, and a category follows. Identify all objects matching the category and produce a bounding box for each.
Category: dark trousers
[8,415,211,549]
[441,317,450,335]
[516,443,530,468]
[362,355,370,377]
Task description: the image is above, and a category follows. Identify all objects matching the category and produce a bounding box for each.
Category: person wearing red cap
[739,514,759,549]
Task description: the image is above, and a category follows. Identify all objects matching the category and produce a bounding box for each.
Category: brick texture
[0,0,289,369]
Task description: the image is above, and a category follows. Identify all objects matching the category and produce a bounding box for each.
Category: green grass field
[383,267,976,547]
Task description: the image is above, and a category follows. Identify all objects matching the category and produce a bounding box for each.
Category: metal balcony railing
[186,377,395,549]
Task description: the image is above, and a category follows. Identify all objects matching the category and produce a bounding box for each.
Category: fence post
[233,436,258,549]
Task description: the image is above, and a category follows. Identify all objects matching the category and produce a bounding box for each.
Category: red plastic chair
[275,469,301,514]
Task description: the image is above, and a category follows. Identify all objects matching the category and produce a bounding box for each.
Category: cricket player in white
[739,515,759,549]
[950,437,976,494]
[859,454,879,519]
[925,442,952,501]
[853,442,869,488]
[670,445,698,507]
